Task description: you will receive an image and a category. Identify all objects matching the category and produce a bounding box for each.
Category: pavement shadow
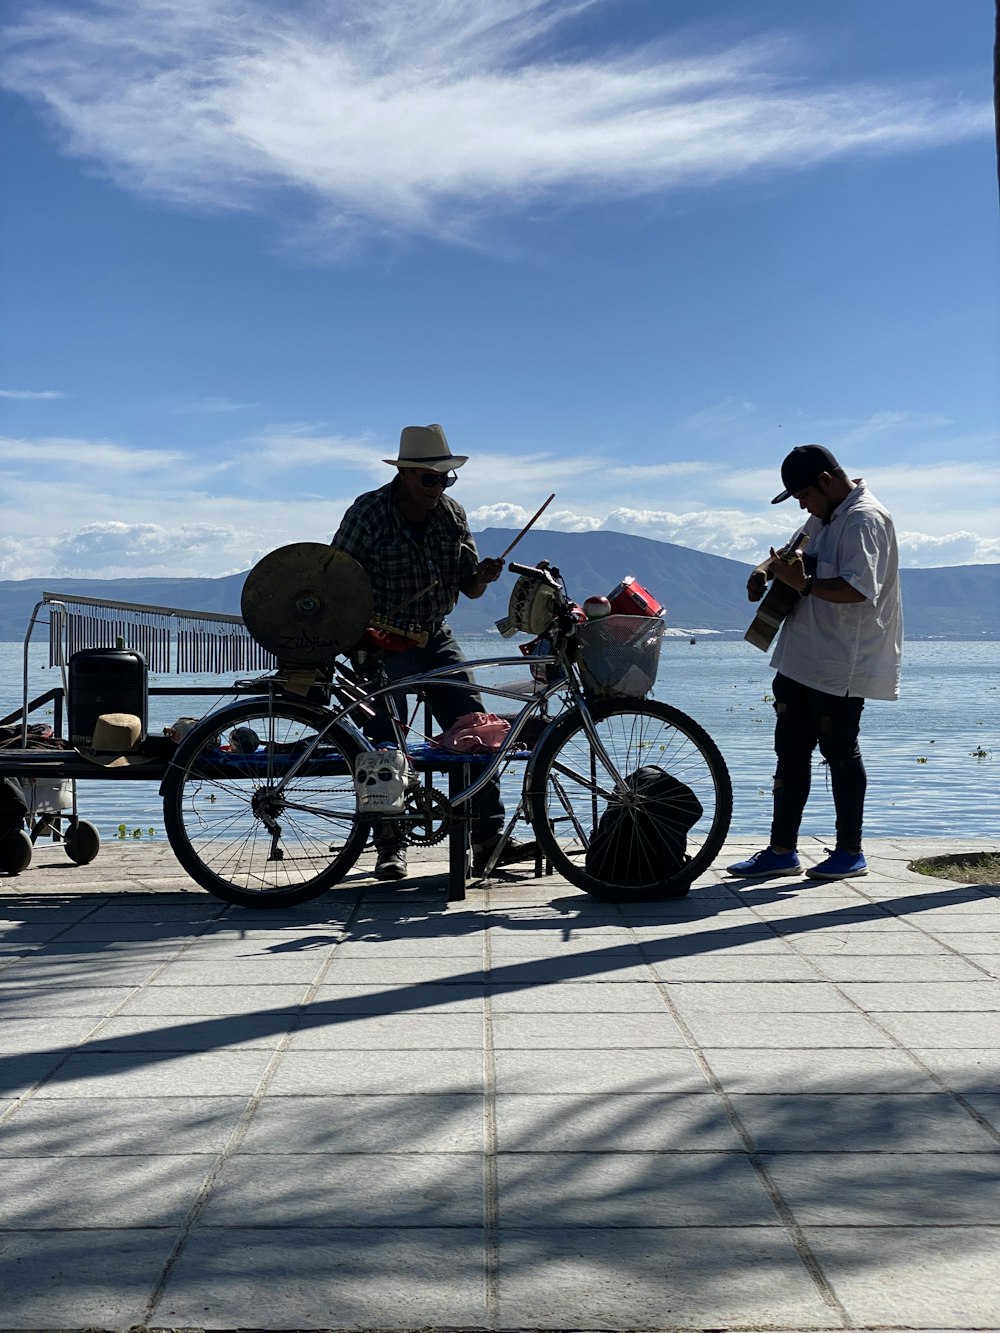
[1,1069,999,1329]
[0,881,997,1101]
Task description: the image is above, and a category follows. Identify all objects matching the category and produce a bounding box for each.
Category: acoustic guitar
[744,530,809,651]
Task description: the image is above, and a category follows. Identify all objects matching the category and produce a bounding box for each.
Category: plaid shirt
[332,479,480,628]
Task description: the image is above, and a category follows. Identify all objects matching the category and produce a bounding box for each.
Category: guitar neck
[752,530,806,577]
[744,530,809,652]
[776,528,808,564]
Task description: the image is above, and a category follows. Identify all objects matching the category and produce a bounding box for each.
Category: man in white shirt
[729,445,903,880]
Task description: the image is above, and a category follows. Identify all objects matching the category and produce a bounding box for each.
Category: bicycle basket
[577,615,665,698]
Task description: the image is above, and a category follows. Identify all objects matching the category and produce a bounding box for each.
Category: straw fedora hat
[383,423,467,472]
[80,713,154,767]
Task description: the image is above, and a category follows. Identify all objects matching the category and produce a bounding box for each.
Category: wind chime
[44,593,275,674]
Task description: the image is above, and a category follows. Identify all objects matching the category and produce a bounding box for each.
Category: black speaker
[68,649,148,750]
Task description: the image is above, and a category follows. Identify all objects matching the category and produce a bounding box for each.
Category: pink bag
[434,711,510,753]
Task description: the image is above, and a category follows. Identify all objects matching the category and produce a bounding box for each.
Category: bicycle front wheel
[162,698,368,908]
[527,698,732,901]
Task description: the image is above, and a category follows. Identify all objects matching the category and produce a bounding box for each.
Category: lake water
[2,636,996,843]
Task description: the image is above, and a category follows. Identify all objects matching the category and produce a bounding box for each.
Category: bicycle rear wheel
[162,698,368,908]
[527,698,732,901]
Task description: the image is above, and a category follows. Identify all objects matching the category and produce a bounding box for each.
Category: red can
[606,576,664,618]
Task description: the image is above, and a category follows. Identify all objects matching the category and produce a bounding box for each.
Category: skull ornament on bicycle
[354,749,408,813]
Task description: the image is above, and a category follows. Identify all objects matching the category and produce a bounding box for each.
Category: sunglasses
[418,471,457,489]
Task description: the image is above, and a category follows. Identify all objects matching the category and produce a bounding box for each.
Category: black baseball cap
[771,444,842,504]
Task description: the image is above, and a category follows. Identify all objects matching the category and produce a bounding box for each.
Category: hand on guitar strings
[767,549,809,594]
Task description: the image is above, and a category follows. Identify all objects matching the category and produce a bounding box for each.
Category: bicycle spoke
[530,699,732,900]
[163,699,367,907]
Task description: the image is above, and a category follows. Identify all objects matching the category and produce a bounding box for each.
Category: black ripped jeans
[769,672,867,853]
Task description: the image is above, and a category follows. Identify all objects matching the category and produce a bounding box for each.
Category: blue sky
[1,0,997,580]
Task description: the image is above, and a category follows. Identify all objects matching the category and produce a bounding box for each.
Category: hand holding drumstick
[462,493,555,597]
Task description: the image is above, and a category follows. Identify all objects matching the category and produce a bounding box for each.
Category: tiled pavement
[0,835,998,1331]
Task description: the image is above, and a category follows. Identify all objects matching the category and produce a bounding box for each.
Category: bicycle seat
[233,667,330,701]
[234,672,287,695]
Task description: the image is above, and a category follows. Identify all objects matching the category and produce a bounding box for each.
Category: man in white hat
[332,424,535,881]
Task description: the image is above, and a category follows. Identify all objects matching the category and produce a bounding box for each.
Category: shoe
[374,847,408,881]
[726,847,802,878]
[806,848,868,880]
[472,837,539,876]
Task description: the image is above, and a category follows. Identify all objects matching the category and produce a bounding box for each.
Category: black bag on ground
[585,765,703,885]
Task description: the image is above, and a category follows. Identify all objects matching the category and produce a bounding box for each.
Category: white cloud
[3,489,996,580]
[861,462,1000,538]
[0,434,185,471]
[1,421,995,578]
[51,521,234,571]
[469,502,603,534]
[1,1,989,245]
[0,388,67,400]
[243,430,385,474]
[469,502,532,528]
[0,460,358,578]
[597,506,779,565]
[596,507,1000,569]
[896,530,1000,567]
[541,509,604,534]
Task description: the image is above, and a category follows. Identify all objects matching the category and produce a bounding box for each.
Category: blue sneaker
[806,848,868,880]
[726,847,802,878]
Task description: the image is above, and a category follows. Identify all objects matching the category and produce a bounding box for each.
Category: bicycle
[160,560,733,909]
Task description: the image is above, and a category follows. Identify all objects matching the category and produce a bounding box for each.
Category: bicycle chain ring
[401,785,453,846]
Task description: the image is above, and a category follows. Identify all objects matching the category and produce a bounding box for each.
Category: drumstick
[498,493,555,561]
[385,580,439,617]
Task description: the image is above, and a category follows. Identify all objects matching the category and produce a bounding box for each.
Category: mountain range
[1,528,997,642]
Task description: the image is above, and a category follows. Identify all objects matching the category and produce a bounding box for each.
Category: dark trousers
[769,672,867,853]
[368,624,504,849]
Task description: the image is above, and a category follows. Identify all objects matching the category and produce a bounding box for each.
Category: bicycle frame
[159,552,732,907]
[256,646,633,814]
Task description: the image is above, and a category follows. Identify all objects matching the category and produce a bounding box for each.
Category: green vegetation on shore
[909,851,1000,886]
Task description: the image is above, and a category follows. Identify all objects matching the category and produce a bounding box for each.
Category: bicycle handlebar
[508,561,576,641]
[509,561,551,581]
[509,561,567,602]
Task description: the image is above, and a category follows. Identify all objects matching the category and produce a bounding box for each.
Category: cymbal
[241,543,373,663]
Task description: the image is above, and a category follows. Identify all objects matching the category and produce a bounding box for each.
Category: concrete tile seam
[481,887,504,1319]
[722,903,1000,1150]
[136,893,382,1327]
[618,933,854,1325]
[177,1220,825,1230]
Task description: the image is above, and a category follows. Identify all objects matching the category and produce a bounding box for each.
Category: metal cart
[0,592,274,875]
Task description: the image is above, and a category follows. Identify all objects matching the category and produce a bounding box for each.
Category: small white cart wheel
[0,829,33,876]
[64,820,101,866]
